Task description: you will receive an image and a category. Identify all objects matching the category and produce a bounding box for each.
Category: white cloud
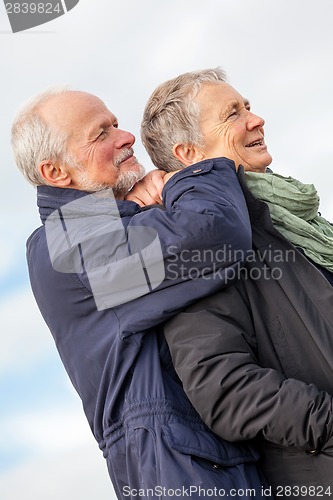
[1,406,93,454]
[0,402,116,500]
[0,287,53,374]
[0,445,115,500]
[0,240,15,278]
[325,199,333,223]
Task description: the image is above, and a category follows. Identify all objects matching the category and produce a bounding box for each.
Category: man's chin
[122,160,146,181]
[121,158,145,175]
[113,162,146,199]
[74,161,145,196]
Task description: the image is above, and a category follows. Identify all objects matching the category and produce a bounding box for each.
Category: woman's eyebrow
[243,98,251,109]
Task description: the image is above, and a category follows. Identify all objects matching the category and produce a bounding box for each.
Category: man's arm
[44,157,253,335]
[111,157,253,335]
[164,287,333,452]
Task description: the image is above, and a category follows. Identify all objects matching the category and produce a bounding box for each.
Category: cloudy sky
[1,1,332,499]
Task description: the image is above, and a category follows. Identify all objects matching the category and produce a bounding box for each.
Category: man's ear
[39,160,72,187]
[172,143,204,167]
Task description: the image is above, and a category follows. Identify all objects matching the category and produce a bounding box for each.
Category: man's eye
[228,111,237,119]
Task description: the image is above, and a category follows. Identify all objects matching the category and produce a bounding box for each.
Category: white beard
[76,161,145,198]
[112,164,145,198]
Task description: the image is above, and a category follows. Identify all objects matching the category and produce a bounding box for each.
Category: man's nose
[115,129,135,149]
[247,112,265,131]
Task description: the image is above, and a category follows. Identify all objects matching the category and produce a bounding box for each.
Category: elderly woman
[130,68,333,496]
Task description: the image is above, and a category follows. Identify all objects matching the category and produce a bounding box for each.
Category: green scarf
[245,171,333,272]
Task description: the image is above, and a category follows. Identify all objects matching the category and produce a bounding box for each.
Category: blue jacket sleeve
[109,157,252,335]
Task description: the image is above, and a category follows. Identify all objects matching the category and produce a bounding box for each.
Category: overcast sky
[1,1,333,499]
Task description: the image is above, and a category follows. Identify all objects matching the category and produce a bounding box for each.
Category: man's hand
[126,169,179,207]
[126,170,166,206]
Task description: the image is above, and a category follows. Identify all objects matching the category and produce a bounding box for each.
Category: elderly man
[12,88,270,498]
[136,68,333,496]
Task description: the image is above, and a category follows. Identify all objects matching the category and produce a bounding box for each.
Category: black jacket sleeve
[163,285,333,452]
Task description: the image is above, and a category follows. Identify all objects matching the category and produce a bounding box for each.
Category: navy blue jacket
[27,158,269,498]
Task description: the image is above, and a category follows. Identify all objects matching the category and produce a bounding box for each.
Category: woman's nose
[247,112,265,131]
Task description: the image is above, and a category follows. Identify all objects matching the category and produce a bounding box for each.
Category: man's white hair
[11,86,76,187]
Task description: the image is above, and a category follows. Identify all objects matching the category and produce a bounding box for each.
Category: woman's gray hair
[11,86,75,186]
[141,67,227,171]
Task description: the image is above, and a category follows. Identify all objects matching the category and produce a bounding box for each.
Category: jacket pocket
[162,421,259,466]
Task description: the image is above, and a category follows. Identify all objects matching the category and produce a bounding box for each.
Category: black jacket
[164,168,333,495]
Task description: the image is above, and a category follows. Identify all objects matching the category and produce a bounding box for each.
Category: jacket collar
[237,166,273,222]
[37,185,140,224]
[237,166,278,250]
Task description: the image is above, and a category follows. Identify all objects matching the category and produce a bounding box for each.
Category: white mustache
[115,148,134,167]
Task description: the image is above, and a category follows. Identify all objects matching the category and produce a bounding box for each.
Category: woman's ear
[39,160,72,187]
[172,143,204,167]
